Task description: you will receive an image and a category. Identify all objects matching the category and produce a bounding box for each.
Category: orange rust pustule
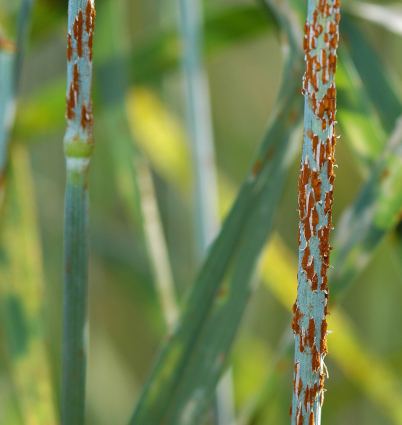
[292,303,303,335]
[307,318,315,349]
[252,159,263,177]
[309,411,315,425]
[311,344,320,372]
[86,1,96,61]
[298,378,303,397]
[0,37,16,53]
[73,10,84,57]
[73,64,80,94]
[81,104,93,129]
[67,85,75,120]
[67,33,73,61]
[297,409,304,425]
[320,320,328,354]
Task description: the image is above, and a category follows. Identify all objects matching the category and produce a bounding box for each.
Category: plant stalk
[291,1,340,423]
[62,1,96,424]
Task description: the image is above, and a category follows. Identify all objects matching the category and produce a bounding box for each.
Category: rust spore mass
[73,10,84,57]
[67,34,73,61]
[67,85,75,120]
[307,318,315,348]
[85,1,96,61]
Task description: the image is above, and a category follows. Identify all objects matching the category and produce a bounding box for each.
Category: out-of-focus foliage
[0,0,402,424]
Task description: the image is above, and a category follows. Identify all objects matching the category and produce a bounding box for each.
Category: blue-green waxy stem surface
[291,1,340,424]
[62,1,95,424]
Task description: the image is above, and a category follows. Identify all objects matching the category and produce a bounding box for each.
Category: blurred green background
[0,0,402,424]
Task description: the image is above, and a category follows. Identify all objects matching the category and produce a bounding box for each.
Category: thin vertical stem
[136,159,179,330]
[178,0,234,423]
[291,1,340,424]
[178,0,219,256]
[62,1,95,424]
[0,0,33,204]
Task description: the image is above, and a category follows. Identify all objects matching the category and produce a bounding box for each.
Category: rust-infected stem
[291,1,340,424]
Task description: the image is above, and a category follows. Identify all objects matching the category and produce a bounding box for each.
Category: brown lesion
[85,0,96,61]
[81,103,93,130]
[67,33,73,61]
[73,10,84,57]
[0,36,16,53]
[311,344,320,371]
[67,84,76,120]
[307,317,316,349]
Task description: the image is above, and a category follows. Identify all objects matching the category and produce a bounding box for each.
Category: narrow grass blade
[0,145,57,424]
[331,118,402,296]
[178,0,219,259]
[130,26,304,425]
[136,159,179,329]
[340,16,402,135]
[95,0,179,330]
[329,24,402,295]
[0,0,34,203]
[337,51,385,170]
[290,1,340,423]
[177,0,234,421]
[62,1,96,423]
[346,2,402,36]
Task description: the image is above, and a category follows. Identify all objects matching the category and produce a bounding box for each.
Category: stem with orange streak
[291,1,340,424]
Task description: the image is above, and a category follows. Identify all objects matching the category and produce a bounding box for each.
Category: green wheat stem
[136,158,179,330]
[62,1,96,424]
[178,0,219,256]
[291,1,340,424]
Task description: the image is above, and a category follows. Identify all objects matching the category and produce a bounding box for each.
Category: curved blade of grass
[61,1,96,424]
[0,145,56,425]
[178,0,235,422]
[130,32,304,425]
[346,2,402,36]
[260,234,402,424]
[329,23,402,295]
[337,51,385,171]
[331,118,402,296]
[340,16,402,135]
[178,0,219,262]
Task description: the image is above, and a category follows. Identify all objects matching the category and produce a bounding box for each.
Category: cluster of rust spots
[302,0,340,131]
[66,1,96,129]
[81,104,93,129]
[86,1,96,61]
